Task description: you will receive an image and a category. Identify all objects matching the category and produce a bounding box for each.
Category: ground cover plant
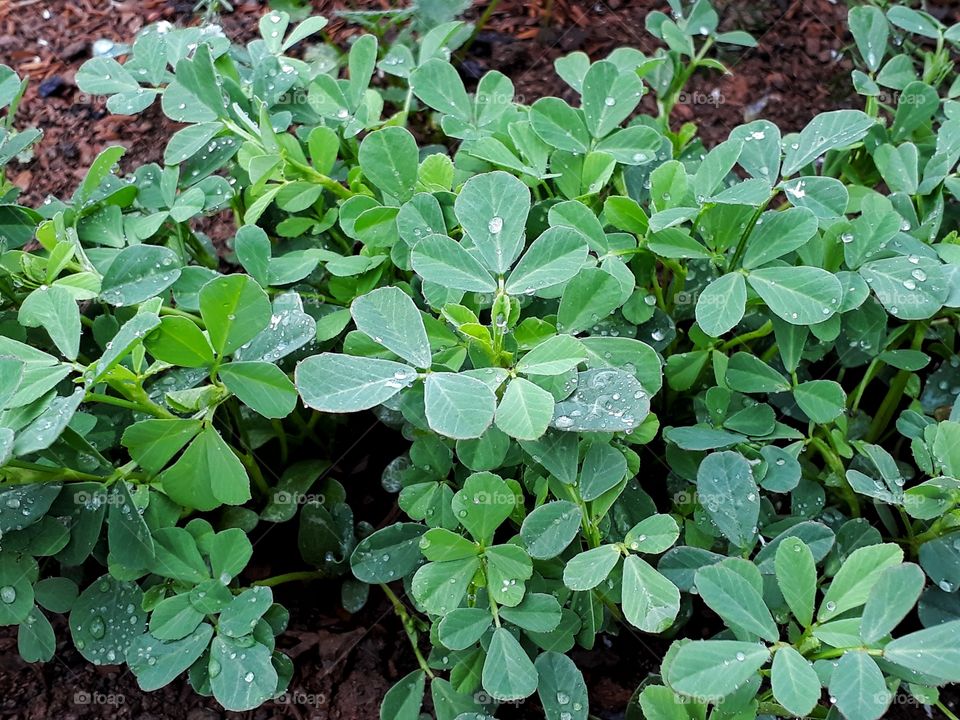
[0,0,959,717]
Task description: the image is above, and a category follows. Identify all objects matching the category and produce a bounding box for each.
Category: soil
[2,0,960,718]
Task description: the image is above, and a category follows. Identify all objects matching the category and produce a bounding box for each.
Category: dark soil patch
[2,0,879,208]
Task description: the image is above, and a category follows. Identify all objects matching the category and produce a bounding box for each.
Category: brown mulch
[1,0,914,207]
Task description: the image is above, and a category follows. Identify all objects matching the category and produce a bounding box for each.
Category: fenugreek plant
[0,2,958,718]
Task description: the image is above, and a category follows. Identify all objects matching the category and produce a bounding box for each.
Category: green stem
[808,646,883,660]
[866,323,926,443]
[0,460,108,484]
[937,701,960,720]
[271,420,289,464]
[849,357,881,412]
[659,38,714,132]
[460,0,504,56]
[286,157,353,199]
[85,392,175,419]
[729,199,771,270]
[160,306,206,328]
[719,320,773,351]
[381,583,436,679]
[254,570,324,587]
[808,437,859,518]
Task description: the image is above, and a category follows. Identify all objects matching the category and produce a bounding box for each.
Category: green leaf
[563,544,621,591]
[516,335,587,376]
[553,368,650,433]
[164,122,222,165]
[500,593,562,632]
[829,651,891,720]
[505,226,589,295]
[726,352,791,393]
[86,310,161,384]
[783,175,849,219]
[18,285,80,360]
[69,575,146,665]
[450,472,514,543]
[76,57,139,95]
[781,110,875,177]
[741,207,819,270]
[13,387,84,457]
[150,527,208,583]
[219,361,298,418]
[793,380,845,422]
[771,646,820,717]
[696,451,759,548]
[775,537,816,628]
[351,287,431,368]
[159,427,250,510]
[622,556,680,633]
[696,273,746,337]
[425,372,497,439]
[485,547,532,604]
[18,607,55,663]
[530,97,591,153]
[873,143,919,194]
[0,555,34,624]
[482,627,538,701]
[695,561,778,641]
[296,354,417,412]
[359,127,419,202]
[100,245,182,306]
[849,6,888,71]
[411,233,497,292]
[128,623,214,691]
[420,527,478,561]
[495,377,555,440]
[150,594,204,640]
[859,256,947,320]
[122,419,203,475]
[108,481,155,569]
[199,274,272,357]
[557,268,624,334]
[234,225,270,285]
[884,620,960,682]
[535,652,589,720]
[581,61,643,138]
[454,172,530,274]
[209,635,278,711]
[819,543,903,621]
[667,640,770,700]
[520,500,582,560]
[579,441,627,501]
[891,81,939,140]
[860,562,925,643]
[209,529,252,584]
[625,514,680,555]
[380,670,426,720]
[438,608,491,650]
[410,58,472,121]
[351,523,426,583]
[144,316,214,367]
[747,266,843,325]
[412,557,480,615]
[219,586,273,637]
